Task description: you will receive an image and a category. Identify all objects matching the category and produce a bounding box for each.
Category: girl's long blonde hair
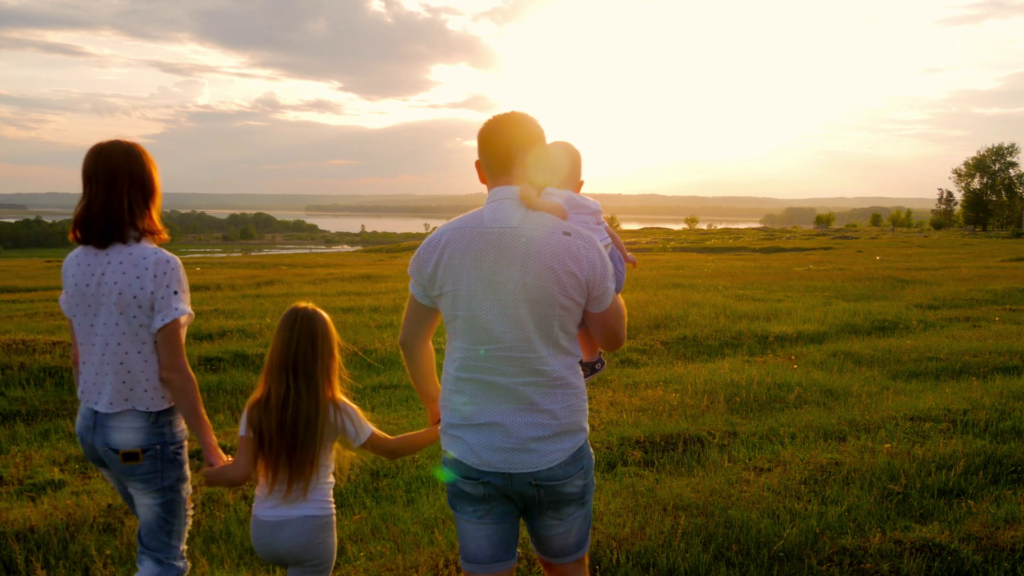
[245,302,360,498]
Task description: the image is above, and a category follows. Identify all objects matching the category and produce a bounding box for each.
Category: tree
[869,212,884,227]
[759,207,817,227]
[238,225,257,240]
[931,188,958,229]
[604,214,622,231]
[900,208,914,228]
[423,223,431,233]
[951,142,1023,231]
[683,215,700,230]
[887,210,904,231]
[813,212,836,228]
[360,224,367,233]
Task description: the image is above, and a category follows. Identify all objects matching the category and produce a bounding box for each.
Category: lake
[2,211,763,232]
[210,211,763,232]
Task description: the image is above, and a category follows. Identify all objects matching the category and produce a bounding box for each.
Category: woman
[59,140,227,575]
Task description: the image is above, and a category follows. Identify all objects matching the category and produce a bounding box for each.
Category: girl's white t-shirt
[239,400,373,518]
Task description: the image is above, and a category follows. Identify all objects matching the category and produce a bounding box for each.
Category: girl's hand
[625,253,638,268]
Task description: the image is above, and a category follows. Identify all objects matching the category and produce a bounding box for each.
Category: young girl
[203,302,439,575]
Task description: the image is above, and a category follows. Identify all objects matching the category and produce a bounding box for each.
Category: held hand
[625,253,638,268]
[203,444,230,468]
[426,403,441,427]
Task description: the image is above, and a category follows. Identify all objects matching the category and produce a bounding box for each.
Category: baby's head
[527,141,584,194]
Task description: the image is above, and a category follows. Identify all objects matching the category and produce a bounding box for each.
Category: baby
[521,141,636,381]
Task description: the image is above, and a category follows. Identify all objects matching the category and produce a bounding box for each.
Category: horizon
[1,0,1022,198]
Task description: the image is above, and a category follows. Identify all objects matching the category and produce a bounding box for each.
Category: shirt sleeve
[238,409,250,437]
[58,255,71,319]
[337,401,374,447]
[584,236,616,313]
[151,254,195,334]
[407,242,438,308]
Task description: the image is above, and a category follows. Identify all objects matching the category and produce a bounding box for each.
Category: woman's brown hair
[70,139,170,248]
[245,302,360,499]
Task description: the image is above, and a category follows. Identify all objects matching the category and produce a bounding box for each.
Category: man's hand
[624,252,638,268]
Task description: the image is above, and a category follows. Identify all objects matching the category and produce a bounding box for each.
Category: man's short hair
[477,112,546,180]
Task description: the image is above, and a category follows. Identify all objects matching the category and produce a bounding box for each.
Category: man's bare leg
[467,568,515,576]
[539,555,588,576]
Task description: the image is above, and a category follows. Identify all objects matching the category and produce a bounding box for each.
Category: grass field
[2,227,1024,575]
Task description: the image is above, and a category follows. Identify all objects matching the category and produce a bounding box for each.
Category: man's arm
[398,295,442,425]
[583,295,627,352]
[605,225,637,267]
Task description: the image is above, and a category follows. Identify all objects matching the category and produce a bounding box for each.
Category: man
[399,111,627,576]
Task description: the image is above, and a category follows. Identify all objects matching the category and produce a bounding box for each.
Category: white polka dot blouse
[59,239,195,413]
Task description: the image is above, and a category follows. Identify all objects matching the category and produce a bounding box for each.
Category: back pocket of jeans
[103,444,163,487]
[532,467,591,522]
[444,468,493,520]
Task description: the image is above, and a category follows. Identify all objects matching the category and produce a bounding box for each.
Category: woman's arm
[605,225,637,268]
[69,322,79,388]
[358,425,440,461]
[203,435,257,487]
[156,318,228,467]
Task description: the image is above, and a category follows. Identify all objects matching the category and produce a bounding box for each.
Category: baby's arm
[358,425,440,461]
[520,185,568,220]
[202,435,257,487]
[605,224,637,268]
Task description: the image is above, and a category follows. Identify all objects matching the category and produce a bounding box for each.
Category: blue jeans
[442,441,595,574]
[76,404,192,576]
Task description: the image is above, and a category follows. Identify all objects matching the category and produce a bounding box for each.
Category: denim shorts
[76,404,192,576]
[442,441,594,574]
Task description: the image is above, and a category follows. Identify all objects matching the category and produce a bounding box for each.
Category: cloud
[142,111,480,194]
[0,0,496,99]
[475,0,550,25]
[250,92,344,115]
[937,1,1024,26]
[424,94,499,112]
[0,35,93,57]
[914,72,1024,144]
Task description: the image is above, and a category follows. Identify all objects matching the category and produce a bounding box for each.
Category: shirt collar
[486,185,521,204]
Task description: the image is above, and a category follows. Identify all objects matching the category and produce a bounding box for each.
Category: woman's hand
[202,436,253,487]
[203,444,230,467]
[625,253,638,268]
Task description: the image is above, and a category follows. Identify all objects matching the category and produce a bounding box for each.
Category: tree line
[757,141,1023,232]
[163,210,322,241]
[0,211,325,249]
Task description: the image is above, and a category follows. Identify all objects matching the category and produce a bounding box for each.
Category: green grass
[2,228,1024,574]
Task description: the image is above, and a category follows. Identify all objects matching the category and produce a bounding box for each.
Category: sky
[0,0,1022,198]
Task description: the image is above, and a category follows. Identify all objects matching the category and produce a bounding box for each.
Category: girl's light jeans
[250,514,337,576]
